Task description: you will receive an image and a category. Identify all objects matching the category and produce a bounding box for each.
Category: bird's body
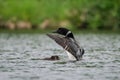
[47,28,84,61]
[66,51,76,60]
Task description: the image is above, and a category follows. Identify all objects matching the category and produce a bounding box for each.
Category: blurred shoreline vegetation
[0,0,120,31]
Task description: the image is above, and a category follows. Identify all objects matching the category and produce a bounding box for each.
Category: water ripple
[0,33,120,80]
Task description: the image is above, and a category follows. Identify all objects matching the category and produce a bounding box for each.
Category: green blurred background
[0,0,120,31]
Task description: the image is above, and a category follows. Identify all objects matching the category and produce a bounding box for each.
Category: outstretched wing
[47,33,67,48]
[47,33,81,60]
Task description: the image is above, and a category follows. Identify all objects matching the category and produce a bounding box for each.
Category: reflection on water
[0,33,120,80]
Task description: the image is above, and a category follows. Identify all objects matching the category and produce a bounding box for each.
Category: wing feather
[47,33,80,60]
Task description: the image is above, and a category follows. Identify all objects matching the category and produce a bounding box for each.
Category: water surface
[0,33,120,80]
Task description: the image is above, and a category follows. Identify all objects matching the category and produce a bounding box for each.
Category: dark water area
[0,33,120,80]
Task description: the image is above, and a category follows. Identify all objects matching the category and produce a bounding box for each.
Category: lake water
[0,33,120,80]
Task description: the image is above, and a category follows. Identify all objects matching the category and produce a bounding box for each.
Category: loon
[47,27,84,61]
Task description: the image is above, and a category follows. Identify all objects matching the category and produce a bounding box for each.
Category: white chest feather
[66,51,76,60]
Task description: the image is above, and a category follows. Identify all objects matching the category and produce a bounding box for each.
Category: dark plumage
[47,27,84,61]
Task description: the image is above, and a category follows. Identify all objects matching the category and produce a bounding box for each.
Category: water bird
[47,27,84,61]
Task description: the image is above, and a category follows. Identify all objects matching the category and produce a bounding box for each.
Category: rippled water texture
[0,33,120,80]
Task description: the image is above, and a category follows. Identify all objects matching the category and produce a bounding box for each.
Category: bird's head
[53,27,75,39]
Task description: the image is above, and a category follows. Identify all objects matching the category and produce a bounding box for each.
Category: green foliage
[0,0,120,30]
[87,0,120,30]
